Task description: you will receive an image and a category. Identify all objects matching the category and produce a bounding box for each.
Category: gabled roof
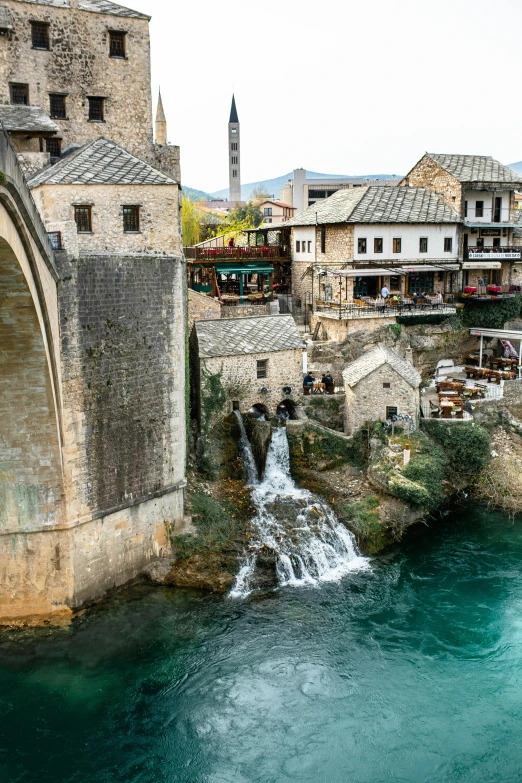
[425,154,522,185]
[28,138,176,188]
[195,315,303,358]
[283,186,460,227]
[259,200,295,210]
[17,0,150,18]
[0,104,59,135]
[342,344,421,389]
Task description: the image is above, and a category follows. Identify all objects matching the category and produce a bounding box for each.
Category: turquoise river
[2,504,522,782]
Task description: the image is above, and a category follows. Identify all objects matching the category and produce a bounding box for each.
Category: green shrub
[389,323,402,340]
[396,314,456,326]
[461,295,522,330]
[389,474,432,508]
[337,495,381,538]
[421,420,491,473]
[175,490,243,559]
[346,422,388,468]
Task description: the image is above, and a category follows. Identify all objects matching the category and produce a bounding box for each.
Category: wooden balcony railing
[184,245,290,261]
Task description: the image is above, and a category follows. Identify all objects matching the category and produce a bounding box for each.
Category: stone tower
[156,89,167,146]
[228,95,241,203]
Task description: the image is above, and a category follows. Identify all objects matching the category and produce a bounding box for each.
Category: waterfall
[231,413,369,598]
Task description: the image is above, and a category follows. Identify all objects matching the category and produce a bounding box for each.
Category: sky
[128,0,522,194]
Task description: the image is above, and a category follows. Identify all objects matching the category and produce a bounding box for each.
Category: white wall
[293,226,316,262]
[353,224,458,261]
[464,190,511,224]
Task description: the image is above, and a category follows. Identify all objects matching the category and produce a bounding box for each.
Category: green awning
[214,262,274,275]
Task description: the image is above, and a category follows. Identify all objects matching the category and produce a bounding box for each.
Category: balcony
[184,245,291,262]
[465,246,521,261]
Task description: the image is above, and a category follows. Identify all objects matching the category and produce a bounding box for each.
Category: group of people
[378,287,444,305]
[303,372,335,392]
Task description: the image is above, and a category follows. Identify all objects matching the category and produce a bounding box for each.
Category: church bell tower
[228,95,241,203]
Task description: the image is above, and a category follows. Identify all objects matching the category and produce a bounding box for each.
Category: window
[232,170,237,178]
[408,271,434,294]
[475,201,484,218]
[231,142,238,151]
[493,237,501,248]
[419,237,428,253]
[358,237,367,254]
[296,241,301,253]
[231,156,238,165]
[464,200,468,217]
[109,31,126,58]
[49,93,66,119]
[88,97,104,122]
[46,138,61,161]
[308,241,312,253]
[264,218,272,224]
[264,207,272,216]
[390,275,400,290]
[383,383,391,389]
[374,237,383,253]
[123,205,140,233]
[320,226,326,254]
[257,360,268,379]
[386,406,398,421]
[231,128,237,134]
[74,206,92,233]
[47,231,62,250]
[31,21,49,50]
[393,237,401,254]
[10,83,28,105]
[444,237,453,252]
[493,197,502,223]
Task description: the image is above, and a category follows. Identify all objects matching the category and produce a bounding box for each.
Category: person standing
[381,284,390,298]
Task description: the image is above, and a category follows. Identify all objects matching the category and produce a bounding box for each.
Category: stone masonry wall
[188,288,222,332]
[31,182,181,256]
[344,363,419,435]
[291,225,355,305]
[401,156,463,215]
[57,251,186,525]
[310,313,397,342]
[1,0,154,159]
[200,348,304,420]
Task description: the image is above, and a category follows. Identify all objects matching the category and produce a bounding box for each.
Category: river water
[2,505,522,782]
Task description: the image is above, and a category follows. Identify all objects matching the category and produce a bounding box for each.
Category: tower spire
[156,88,167,146]
[228,94,241,203]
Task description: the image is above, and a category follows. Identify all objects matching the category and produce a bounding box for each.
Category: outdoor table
[312,382,326,394]
[463,286,477,294]
[487,285,501,294]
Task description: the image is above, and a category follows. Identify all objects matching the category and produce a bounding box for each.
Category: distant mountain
[183,185,214,202]
[210,171,400,202]
[509,162,522,174]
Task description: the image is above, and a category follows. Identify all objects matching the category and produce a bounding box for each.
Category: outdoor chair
[429,400,441,419]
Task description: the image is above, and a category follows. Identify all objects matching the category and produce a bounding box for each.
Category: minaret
[228,94,241,203]
[156,89,167,146]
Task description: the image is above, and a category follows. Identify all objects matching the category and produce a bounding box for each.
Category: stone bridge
[0,129,186,624]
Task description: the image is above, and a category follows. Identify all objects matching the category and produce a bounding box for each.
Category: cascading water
[230,411,369,598]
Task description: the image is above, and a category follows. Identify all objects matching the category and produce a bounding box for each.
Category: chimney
[155,89,167,146]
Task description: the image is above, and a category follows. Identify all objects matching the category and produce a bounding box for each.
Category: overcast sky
[129,0,522,194]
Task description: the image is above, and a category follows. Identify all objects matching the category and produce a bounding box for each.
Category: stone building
[342,344,421,436]
[0,0,179,180]
[29,137,181,255]
[280,185,460,306]
[192,315,304,423]
[401,154,522,289]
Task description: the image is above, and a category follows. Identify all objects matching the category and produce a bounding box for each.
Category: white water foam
[231,413,369,598]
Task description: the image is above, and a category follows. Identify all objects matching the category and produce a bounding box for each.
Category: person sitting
[433,291,443,305]
[324,372,335,391]
[228,236,235,248]
[303,373,315,389]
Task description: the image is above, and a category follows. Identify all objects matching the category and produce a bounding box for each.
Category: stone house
[29,137,181,255]
[192,315,304,424]
[281,185,461,306]
[342,344,421,435]
[0,0,179,180]
[401,154,522,289]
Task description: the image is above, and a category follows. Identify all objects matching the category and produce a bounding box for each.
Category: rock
[140,558,175,585]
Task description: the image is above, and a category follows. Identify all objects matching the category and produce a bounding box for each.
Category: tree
[250,185,273,205]
[228,201,263,228]
[181,196,202,247]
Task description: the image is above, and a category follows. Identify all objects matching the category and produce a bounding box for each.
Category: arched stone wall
[0,236,64,533]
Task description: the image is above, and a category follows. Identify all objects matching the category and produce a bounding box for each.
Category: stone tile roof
[342,344,421,389]
[284,186,460,227]
[0,104,60,134]
[28,138,176,187]
[426,154,522,185]
[17,0,150,18]
[0,7,14,29]
[195,315,303,358]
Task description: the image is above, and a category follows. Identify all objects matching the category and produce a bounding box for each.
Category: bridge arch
[0,203,64,533]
